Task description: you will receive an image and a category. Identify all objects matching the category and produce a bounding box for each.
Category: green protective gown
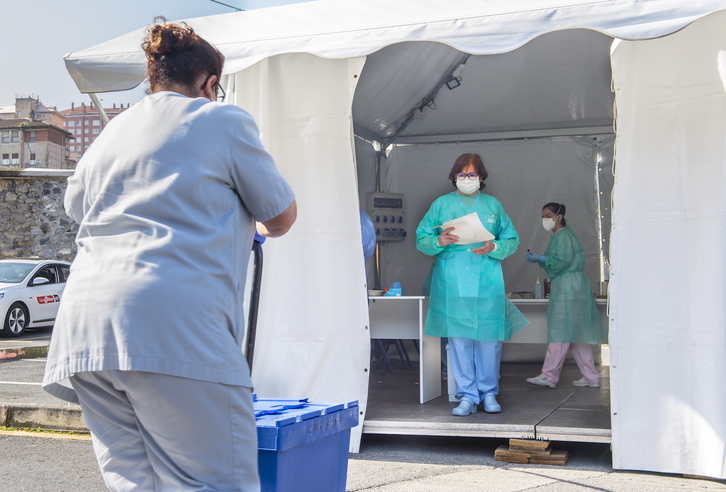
[540,226,602,344]
[416,192,528,341]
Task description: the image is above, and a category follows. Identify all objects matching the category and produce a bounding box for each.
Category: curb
[0,345,50,361]
[0,345,87,433]
[0,403,87,433]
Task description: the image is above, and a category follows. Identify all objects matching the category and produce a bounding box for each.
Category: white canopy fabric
[63,0,726,476]
[65,0,723,94]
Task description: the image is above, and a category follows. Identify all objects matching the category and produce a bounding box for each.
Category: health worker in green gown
[524,202,602,389]
[416,153,527,417]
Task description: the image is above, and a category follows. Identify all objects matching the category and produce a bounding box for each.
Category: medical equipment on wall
[367,192,407,242]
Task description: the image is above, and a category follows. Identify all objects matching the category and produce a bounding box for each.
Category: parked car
[0,258,71,337]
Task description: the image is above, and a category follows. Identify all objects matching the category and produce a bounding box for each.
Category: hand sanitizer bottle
[534,277,543,299]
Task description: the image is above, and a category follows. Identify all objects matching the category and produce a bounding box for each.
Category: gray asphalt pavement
[1,347,725,491]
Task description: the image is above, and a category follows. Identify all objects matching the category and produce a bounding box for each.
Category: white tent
[64,0,726,478]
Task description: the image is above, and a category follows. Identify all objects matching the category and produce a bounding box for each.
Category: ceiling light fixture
[445,77,462,90]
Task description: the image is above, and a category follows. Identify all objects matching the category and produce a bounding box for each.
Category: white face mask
[456,178,480,195]
[542,217,557,232]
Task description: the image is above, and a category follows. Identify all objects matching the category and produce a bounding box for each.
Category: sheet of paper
[440,213,495,244]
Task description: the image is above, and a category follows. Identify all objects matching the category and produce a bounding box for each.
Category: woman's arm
[486,204,519,261]
[416,199,448,256]
[542,232,576,276]
[256,200,297,238]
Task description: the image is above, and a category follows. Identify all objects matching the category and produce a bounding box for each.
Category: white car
[0,258,71,337]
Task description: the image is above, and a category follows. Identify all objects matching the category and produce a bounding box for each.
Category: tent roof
[64,0,726,95]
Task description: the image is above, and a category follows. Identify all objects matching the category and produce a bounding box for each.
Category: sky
[0,0,312,110]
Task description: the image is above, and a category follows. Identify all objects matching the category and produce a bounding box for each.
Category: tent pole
[374,150,383,289]
[88,93,110,125]
[594,137,606,286]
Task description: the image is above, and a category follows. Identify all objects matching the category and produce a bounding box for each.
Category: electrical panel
[368,192,406,242]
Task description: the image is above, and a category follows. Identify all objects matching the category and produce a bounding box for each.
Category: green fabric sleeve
[543,229,576,277]
[416,201,448,256]
[487,203,519,261]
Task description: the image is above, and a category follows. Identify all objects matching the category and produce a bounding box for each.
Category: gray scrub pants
[70,370,260,492]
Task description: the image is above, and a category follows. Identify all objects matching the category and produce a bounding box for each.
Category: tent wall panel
[233,54,370,452]
[610,11,726,479]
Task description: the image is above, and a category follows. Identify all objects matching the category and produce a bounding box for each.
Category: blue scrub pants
[70,370,260,492]
[448,337,503,405]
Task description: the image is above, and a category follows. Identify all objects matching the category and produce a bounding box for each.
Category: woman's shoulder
[554,227,583,246]
[475,192,505,210]
[423,192,457,215]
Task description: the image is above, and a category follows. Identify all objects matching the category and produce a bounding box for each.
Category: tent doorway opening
[353,29,615,442]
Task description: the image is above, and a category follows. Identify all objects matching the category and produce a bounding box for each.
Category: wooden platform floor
[364,360,611,443]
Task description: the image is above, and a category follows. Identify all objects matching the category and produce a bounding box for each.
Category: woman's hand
[525,251,546,263]
[437,227,459,246]
[471,241,496,255]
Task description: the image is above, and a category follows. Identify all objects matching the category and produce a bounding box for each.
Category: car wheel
[2,303,29,337]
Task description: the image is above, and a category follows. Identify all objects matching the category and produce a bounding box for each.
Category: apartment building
[0,96,65,127]
[60,102,129,160]
[0,97,131,168]
[0,118,74,169]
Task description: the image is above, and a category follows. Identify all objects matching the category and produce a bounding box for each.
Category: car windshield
[0,263,36,283]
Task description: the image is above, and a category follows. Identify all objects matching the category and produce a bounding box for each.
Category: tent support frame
[381,53,471,151]
[88,93,110,125]
[392,126,614,146]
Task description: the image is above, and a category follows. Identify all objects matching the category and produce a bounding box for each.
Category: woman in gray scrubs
[43,21,296,492]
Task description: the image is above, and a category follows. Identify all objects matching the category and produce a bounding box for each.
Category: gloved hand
[525,251,546,264]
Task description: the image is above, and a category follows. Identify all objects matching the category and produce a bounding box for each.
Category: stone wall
[0,169,77,261]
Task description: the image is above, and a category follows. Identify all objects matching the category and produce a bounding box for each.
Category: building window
[1,131,8,143]
[67,121,74,127]
[92,120,100,126]
[84,137,89,142]
[1,154,8,166]
[85,128,90,134]
[11,153,19,165]
[29,131,36,143]
[29,153,36,166]
[11,130,19,143]
[92,128,100,134]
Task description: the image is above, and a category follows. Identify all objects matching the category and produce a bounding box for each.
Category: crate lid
[253,396,357,428]
[253,396,360,451]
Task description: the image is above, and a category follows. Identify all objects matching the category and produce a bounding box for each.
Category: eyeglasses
[456,173,479,180]
[216,84,226,103]
[202,75,226,103]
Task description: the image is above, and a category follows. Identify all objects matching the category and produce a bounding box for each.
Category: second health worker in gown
[416,153,527,416]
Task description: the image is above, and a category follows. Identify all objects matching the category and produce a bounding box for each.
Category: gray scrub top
[43,92,295,403]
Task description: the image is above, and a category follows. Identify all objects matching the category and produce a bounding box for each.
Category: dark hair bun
[143,23,197,59]
[142,20,224,94]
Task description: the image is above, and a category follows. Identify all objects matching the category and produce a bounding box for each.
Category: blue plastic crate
[253,396,359,492]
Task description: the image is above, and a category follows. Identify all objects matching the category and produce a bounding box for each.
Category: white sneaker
[572,377,600,388]
[526,374,556,388]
